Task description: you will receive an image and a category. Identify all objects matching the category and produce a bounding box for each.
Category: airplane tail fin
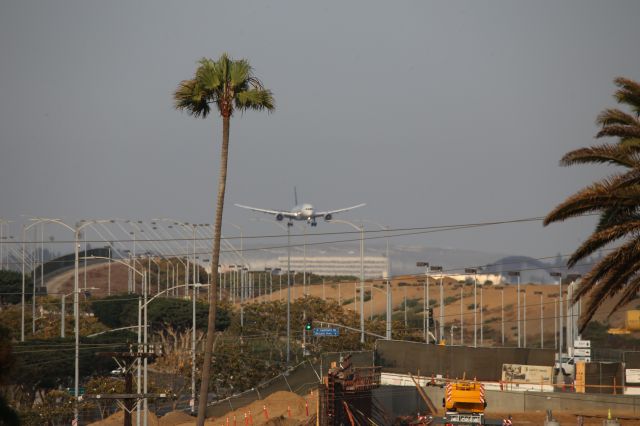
[294,186,298,206]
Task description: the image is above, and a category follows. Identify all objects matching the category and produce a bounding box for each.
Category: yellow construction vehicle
[432,379,504,425]
[443,380,486,414]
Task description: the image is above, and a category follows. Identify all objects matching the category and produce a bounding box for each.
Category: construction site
[88,342,640,426]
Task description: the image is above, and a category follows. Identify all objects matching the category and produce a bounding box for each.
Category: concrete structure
[374,385,640,417]
[277,256,388,279]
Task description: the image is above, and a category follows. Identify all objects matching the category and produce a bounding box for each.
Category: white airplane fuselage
[234,198,364,227]
[291,203,315,221]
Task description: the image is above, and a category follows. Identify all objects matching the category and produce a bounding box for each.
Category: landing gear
[311,221,317,227]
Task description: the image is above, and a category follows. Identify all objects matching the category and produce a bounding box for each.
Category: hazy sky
[1,1,639,258]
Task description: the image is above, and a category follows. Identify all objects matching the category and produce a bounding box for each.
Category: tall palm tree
[173,53,274,425]
[544,77,640,331]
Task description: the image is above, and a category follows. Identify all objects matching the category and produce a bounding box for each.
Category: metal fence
[204,350,375,419]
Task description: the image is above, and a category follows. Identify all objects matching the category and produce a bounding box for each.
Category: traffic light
[305,319,313,331]
[428,308,435,328]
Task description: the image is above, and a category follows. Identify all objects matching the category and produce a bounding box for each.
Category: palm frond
[595,206,640,232]
[614,77,640,116]
[596,125,640,140]
[228,59,252,89]
[567,221,640,267]
[596,108,639,127]
[619,138,640,148]
[574,238,640,299]
[543,175,637,225]
[174,53,275,119]
[173,79,211,118]
[612,273,640,317]
[608,168,640,191]
[196,58,223,92]
[578,255,640,331]
[235,89,275,112]
[559,143,640,168]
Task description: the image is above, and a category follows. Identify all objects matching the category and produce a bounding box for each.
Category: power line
[0,213,587,245]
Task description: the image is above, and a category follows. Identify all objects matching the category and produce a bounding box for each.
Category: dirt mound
[160,410,196,425]
[198,391,316,426]
[264,416,302,426]
[88,410,159,426]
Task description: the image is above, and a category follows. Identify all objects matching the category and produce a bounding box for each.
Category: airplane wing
[234,204,298,219]
[313,203,366,218]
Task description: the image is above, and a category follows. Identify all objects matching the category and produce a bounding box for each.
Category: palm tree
[173,53,274,425]
[544,77,640,331]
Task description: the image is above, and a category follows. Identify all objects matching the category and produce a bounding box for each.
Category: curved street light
[0,218,12,270]
[361,220,392,340]
[25,218,110,425]
[327,219,365,344]
[83,255,149,425]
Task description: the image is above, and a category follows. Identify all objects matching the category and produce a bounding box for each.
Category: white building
[277,256,389,279]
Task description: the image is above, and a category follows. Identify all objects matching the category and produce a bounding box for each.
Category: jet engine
[276,214,284,221]
[324,214,333,221]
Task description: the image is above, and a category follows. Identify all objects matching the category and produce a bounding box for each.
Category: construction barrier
[376,340,555,382]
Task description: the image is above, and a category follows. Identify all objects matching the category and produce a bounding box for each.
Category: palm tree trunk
[196,115,230,426]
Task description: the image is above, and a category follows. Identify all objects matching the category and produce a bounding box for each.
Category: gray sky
[1,0,639,258]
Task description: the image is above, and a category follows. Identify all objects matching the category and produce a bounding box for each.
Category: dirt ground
[46,261,130,296]
[88,391,316,426]
[487,411,640,425]
[200,390,317,426]
[253,275,640,344]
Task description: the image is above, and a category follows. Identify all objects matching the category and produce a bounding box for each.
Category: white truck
[554,354,575,377]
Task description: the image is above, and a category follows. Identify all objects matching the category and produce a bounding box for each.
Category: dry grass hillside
[43,265,640,345]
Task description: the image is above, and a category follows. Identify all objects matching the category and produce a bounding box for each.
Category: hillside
[42,264,640,345]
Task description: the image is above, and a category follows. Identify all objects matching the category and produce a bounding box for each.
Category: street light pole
[22,218,73,341]
[359,224,364,344]
[0,219,6,270]
[508,271,521,348]
[522,289,527,348]
[460,286,464,345]
[535,291,544,348]
[303,224,307,296]
[108,245,112,296]
[495,286,504,346]
[362,219,392,341]
[74,229,81,423]
[550,272,563,360]
[72,220,108,424]
[328,219,365,344]
[465,268,478,347]
[417,262,430,344]
[554,297,558,349]
[480,285,484,346]
[430,266,443,343]
[191,281,197,416]
[286,221,292,364]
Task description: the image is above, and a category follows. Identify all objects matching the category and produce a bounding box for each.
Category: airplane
[234,188,365,227]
